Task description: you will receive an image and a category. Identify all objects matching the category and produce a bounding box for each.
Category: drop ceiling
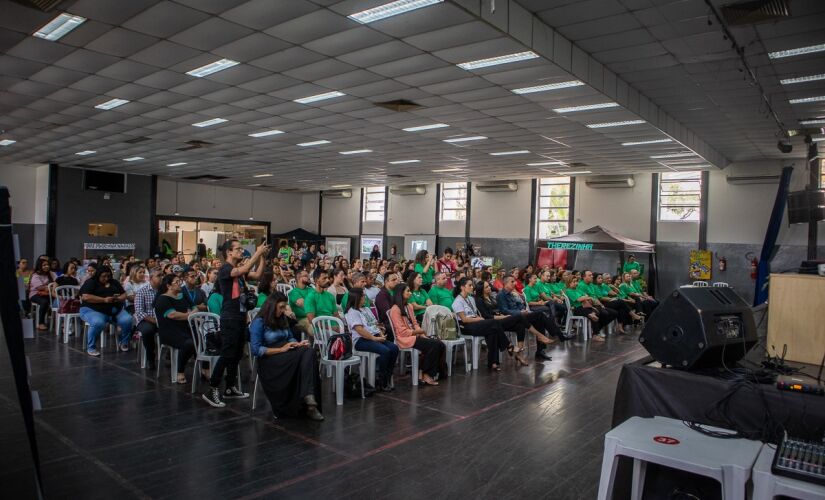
[0,0,821,192]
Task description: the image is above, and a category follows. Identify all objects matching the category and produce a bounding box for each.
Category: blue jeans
[354,337,399,381]
[79,307,133,352]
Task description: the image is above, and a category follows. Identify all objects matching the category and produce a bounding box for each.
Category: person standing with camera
[202,238,269,408]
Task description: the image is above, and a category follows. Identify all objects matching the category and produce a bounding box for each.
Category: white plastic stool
[752,443,825,500]
[597,416,763,500]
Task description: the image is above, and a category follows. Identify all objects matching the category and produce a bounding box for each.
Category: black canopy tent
[544,225,658,295]
[271,228,324,243]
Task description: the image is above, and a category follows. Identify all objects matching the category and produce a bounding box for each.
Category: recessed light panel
[403,123,449,132]
[349,0,443,24]
[0,139,16,146]
[512,80,584,95]
[123,156,144,161]
[294,91,345,104]
[33,13,86,41]
[621,139,673,146]
[552,102,619,113]
[167,162,187,167]
[490,150,530,156]
[186,59,239,77]
[457,51,539,70]
[94,98,129,110]
[339,149,372,155]
[297,140,331,147]
[780,74,825,85]
[248,129,284,137]
[443,136,486,143]
[789,96,825,104]
[389,160,420,164]
[586,120,646,128]
[192,118,228,127]
[768,43,825,59]
[76,150,96,155]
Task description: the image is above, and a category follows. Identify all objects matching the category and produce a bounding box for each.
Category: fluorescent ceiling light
[789,96,825,104]
[297,140,330,147]
[389,160,420,164]
[192,118,227,127]
[33,13,86,41]
[166,162,186,167]
[553,102,619,113]
[812,136,824,142]
[403,123,449,132]
[512,80,584,95]
[123,157,144,162]
[457,51,539,70]
[75,150,96,155]
[432,168,462,172]
[186,59,239,77]
[527,161,565,166]
[348,0,443,24]
[331,184,351,188]
[294,91,345,104]
[650,152,697,159]
[566,171,591,175]
[621,139,673,146]
[248,129,284,138]
[490,150,530,156]
[0,139,16,146]
[248,184,262,187]
[253,174,273,178]
[586,120,646,128]
[799,119,825,125]
[781,74,825,85]
[443,136,487,143]
[339,149,372,155]
[94,98,129,110]
[768,43,825,59]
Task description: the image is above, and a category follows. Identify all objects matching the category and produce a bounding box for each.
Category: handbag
[58,297,80,314]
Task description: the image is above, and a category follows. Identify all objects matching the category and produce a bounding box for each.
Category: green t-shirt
[623,261,641,274]
[576,281,597,298]
[255,292,268,309]
[305,288,337,317]
[409,288,430,317]
[524,285,542,303]
[207,292,222,315]
[288,286,311,319]
[277,246,293,260]
[414,263,434,285]
[631,280,643,294]
[428,285,453,309]
[618,283,635,299]
[564,287,586,303]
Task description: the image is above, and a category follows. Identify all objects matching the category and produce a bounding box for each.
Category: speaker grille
[709,289,733,305]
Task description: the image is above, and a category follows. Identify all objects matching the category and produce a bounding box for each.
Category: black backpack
[326,333,352,361]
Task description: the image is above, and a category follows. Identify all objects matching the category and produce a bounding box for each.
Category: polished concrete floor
[1,327,646,499]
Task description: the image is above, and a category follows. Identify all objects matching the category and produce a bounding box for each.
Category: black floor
[1,328,646,499]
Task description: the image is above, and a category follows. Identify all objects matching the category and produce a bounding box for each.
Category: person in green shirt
[207,289,222,314]
[341,272,371,311]
[563,277,604,342]
[413,250,435,291]
[592,273,640,334]
[305,271,341,332]
[406,271,432,319]
[537,270,566,325]
[288,270,312,338]
[622,271,658,316]
[577,271,617,337]
[427,272,453,309]
[623,254,641,276]
[276,240,293,261]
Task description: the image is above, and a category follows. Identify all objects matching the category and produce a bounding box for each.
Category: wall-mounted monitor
[83,169,127,193]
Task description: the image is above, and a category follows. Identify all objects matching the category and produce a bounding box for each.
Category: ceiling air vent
[178,140,214,151]
[569,162,589,168]
[10,0,63,12]
[374,99,423,112]
[182,174,227,181]
[721,0,790,25]
[124,136,150,144]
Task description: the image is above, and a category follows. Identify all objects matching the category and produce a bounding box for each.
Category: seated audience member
[513,269,526,294]
[250,293,323,421]
[29,258,56,331]
[134,269,162,370]
[341,272,370,310]
[389,283,445,385]
[452,277,513,370]
[328,269,348,306]
[401,260,415,282]
[497,277,560,360]
[288,270,313,338]
[364,272,381,302]
[427,272,454,308]
[79,265,133,356]
[255,268,275,308]
[413,250,435,291]
[122,264,147,314]
[493,268,507,291]
[305,270,340,331]
[344,287,397,391]
[474,280,554,364]
[620,272,658,316]
[523,273,551,312]
[153,274,198,384]
[207,280,223,314]
[577,271,619,336]
[436,248,458,290]
[564,277,605,342]
[201,267,218,297]
[406,272,432,321]
[51,259,62,277]
[182,269,208,311]
[591,273,641,334]
[56,261,80,287]
[537,270,567,324]
[374,271,400,337]
[17,258,32,291]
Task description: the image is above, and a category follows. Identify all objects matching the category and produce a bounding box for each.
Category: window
[88,223,118,237]
[440,182,467,221]
[537,177,571,239]
[362,186,385,221]
[659,171,701,221]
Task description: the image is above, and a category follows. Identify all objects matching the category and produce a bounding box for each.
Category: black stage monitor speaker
[639,286,757,370]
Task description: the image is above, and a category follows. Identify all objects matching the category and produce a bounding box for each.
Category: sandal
[507,345,515,357]
[515,353,529,367]
[421,377,439,386]
[489,363,502,372]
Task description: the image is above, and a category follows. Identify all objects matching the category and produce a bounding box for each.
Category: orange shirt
[388,304,420,349]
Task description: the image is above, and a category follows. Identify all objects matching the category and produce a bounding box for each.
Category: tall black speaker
[639,286,757,369]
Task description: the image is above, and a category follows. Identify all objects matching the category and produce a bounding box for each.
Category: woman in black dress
[250,292,323,421]
[153,274,197,384]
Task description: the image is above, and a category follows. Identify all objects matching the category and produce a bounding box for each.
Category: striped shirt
[134,285,157,324]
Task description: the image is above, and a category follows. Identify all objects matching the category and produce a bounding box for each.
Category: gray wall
[54,167,153,261]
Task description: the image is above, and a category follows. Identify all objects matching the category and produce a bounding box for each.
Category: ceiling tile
[220,0,319,30]
[169,17,254,51]
[122,1,211,38]
[85,28,159,57]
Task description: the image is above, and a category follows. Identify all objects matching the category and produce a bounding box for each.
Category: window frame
[362,186,386,222]
[440,182,467,221]
[658,171,702,221]
[536,176,571,239]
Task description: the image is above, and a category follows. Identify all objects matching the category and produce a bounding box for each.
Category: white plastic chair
[276,283,293,295]
[562,294,591,340]
[156,341,180,384]
[385,310,419,386]
[692,281,709,287]
[349,312,380,388]
[54,285,80,343]
[425,305,468,376]
[188,312,221,394]
[312,316,363,405]
[456,315,484,371]
[712,282,730,288]
[246,308,260,372]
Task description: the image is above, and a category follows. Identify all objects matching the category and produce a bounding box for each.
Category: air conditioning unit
[475,180,518,192]
[585,175,635,188]
[321,189,352,199]
[726,175,780,185]
[390,185,427,196]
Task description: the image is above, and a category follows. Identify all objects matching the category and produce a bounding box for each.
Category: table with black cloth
[606,359,825,499]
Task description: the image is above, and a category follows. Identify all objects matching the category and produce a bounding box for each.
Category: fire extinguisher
[716,252,726,272]
[746,252,758,280]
